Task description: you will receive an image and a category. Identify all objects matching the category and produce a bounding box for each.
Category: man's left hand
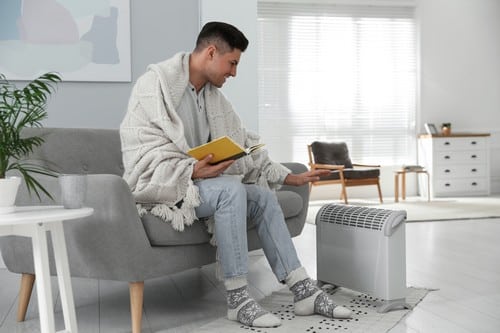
[283,169,331,186]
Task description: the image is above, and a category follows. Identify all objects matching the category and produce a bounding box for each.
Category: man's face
[206,46,241,88]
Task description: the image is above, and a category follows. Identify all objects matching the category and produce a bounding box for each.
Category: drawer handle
[445,183,451,187]
[471,141,477,145]
[444,155,450,159]
[444,142,450,145]
[471,155,477,159]
[444,169,451,173]
[471,168,477,172]
[472,182,477,186]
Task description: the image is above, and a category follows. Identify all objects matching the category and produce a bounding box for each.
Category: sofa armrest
[2,174,152,281]
[280,162,309,199]
[279,162,310,236]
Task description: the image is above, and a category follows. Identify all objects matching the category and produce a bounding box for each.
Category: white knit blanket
[120,52,290,231]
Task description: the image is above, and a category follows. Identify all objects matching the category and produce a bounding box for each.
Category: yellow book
[187,136,265,164]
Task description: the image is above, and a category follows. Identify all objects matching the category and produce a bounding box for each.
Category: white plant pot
[0,177,21,214]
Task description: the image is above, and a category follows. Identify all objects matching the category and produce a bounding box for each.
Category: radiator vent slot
[317,205,395,231]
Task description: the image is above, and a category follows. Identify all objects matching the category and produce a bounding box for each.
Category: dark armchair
[307,141,383,204]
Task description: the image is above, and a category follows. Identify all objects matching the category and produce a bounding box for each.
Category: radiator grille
[317,204,396,231]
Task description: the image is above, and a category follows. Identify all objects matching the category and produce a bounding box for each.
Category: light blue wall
[0,0,200,269]
[42,0,261,132]
[43,0,200,129]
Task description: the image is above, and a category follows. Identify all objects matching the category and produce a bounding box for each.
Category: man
[120,21,351,328]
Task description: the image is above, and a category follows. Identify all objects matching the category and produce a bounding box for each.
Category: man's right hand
[192,154,235,179]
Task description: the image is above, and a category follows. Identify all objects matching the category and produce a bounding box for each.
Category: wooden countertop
[418,133,490,138]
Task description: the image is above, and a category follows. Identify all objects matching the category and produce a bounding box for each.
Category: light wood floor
[1,217,499,332]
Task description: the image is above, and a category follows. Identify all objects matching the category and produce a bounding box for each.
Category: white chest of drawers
[418,133,491,197]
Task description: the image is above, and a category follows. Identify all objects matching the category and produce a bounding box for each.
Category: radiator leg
[316,280,326,288]
[316,280,339,292]
[377,298,412,313]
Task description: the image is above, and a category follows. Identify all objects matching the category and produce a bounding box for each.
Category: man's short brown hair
[195,21,249,53]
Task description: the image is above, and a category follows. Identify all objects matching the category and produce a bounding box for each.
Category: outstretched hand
[192,154,235,179]
[283,169,331,186]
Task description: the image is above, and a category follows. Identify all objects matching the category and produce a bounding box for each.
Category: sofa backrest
[22,127,124,176]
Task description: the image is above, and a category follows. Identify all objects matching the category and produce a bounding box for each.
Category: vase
[441,126,451,136]
[0,177,21,214]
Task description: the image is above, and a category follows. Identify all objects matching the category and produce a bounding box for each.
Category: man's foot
[286,267,352,319]
[226,277,281,327]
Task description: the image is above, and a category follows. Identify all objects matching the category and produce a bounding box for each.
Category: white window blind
[258,2,417,166]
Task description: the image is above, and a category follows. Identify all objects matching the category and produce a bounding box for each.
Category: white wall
[198,0,500,200]
[314,0,500,199]
[417,0,500,194]
[199,0,259,132]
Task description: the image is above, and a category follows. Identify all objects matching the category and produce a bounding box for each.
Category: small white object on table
[0,206,94,333]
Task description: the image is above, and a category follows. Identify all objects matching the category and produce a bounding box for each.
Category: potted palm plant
[0,72,61,213]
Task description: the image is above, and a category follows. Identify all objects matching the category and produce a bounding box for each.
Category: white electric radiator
[316,204,410,312]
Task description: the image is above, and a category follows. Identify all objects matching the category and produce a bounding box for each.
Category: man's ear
[206,45,216,59]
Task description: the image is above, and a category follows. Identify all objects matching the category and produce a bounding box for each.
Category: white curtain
[258,2,417,165]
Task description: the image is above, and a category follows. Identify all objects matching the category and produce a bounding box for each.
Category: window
[258,2,417,165]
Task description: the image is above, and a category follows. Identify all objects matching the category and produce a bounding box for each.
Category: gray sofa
[0,127,310,333]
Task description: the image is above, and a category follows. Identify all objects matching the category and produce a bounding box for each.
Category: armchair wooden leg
[341,184,348,204]
[17,273,35,322]
[377,181,383,203]
[129,281,144,333]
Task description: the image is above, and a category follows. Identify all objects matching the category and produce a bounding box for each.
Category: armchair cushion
[322,168,380,181]
[311,141,353,168]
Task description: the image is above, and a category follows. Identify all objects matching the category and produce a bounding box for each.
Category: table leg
[402,172,406,200]
[394,173,399,202]
[49,222,78,333]
[31,224,56,333]
[426,172,431,202]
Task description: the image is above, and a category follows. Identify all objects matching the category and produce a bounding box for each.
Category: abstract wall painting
[0,0,131,82]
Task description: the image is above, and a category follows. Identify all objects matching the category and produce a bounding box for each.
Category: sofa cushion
[142,214,212,246]
[141,190,304,246]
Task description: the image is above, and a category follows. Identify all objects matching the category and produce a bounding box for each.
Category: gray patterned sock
[225,277,281,327]
[286,267,352,318]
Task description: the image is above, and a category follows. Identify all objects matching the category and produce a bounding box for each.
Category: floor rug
[307,196,500,223]
[196,286,430,333]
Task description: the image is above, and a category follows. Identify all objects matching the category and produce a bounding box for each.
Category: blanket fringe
[136,182,202,231]
[136,204,148,217]
[184,183,201,207]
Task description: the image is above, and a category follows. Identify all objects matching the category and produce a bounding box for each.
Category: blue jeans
[195,175,302,281]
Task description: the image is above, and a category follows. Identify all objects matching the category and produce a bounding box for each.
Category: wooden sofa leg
[129,281,144,333]
[17,273,35,322]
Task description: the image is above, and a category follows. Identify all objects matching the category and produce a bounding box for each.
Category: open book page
[187,136,265,164]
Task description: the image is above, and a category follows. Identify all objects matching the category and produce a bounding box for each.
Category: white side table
[0,206,94,333]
